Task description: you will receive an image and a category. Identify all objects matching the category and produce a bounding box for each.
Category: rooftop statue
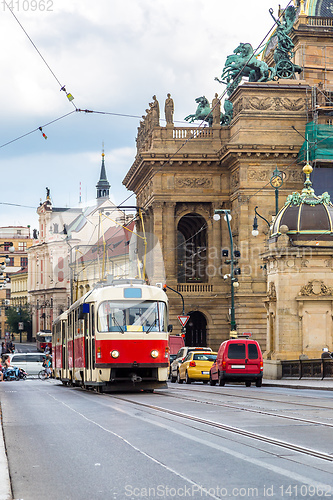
[164,93,174,125]
[268,6,302,80]
[214,5,301,104]
[184,96,213,127]
[220,99,233,125]
[215,43,271,93]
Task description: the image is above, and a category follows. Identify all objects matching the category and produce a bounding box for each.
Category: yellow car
[177,351,217,384]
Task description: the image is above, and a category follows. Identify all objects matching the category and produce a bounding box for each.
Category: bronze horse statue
[215,43,271,85]
[184,96,213,127]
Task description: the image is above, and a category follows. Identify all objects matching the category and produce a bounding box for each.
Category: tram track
[149,387,333,428]
[110,393,333,463]
[167,384,333,411]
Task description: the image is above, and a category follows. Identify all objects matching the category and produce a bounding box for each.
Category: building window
[7,257,14,266]
[18,242,27,251]
[21,257,28,267]
[3,242,12,251]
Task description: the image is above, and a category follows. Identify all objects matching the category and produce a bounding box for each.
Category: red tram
[36,331,52,353]
[52,279,170,391]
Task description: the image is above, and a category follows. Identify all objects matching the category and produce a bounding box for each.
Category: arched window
[177,213,207,283]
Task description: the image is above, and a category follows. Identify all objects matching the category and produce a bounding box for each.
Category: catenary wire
[4,1,77,109]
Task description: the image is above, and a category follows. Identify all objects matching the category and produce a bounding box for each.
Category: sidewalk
[0,414,11,500]
[263,377,333,390]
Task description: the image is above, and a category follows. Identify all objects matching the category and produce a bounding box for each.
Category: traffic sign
[177,315,190,327]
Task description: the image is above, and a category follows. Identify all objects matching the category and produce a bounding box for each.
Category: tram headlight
[111,350,120,359]
[150,350,159,359]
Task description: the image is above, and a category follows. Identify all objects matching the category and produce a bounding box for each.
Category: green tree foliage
[5,305,32,339]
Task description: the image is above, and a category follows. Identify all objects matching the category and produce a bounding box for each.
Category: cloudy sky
[0,0,287,231]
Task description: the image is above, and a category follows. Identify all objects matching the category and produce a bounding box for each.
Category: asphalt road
[1,381,333,500]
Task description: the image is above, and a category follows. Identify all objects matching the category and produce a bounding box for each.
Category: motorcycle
[18,368,28,380]
[3,367,20,381]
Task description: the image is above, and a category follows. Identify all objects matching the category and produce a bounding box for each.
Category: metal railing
[177,284,213,293]
[281,359,333,379]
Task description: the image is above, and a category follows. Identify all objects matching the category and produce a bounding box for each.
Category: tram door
[61,320,67,377]
[85,305,95,382]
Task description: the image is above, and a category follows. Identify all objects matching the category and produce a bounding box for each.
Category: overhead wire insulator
[60,85,74,102]
[38,127,47,140]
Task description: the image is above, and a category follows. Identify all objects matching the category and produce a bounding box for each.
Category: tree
[5,305,32,341]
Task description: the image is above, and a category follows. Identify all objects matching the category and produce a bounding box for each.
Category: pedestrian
[0,342,4,356]
[44,355,52,378]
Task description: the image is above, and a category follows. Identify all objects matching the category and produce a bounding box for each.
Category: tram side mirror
[78,303,90,319]
[168,324,173,332]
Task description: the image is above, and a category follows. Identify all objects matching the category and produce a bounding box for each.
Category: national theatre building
[123,0,333,362]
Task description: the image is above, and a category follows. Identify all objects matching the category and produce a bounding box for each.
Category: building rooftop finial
[302,161,315,196]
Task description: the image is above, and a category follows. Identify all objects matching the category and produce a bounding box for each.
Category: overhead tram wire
[0,110,76,149]
[4,1,77,109]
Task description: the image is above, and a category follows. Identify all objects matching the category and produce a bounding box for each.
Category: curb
[263,381,333,391]
[0,407,12,500]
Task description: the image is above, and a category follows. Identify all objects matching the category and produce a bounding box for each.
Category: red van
[209,338,263,387]
[169,335,185,356]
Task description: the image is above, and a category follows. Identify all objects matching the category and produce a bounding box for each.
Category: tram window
[97,300,167,333]
[91,305,95,337]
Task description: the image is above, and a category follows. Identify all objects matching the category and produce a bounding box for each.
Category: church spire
[96,144,110,199]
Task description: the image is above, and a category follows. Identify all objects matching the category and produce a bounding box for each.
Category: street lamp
[252,206,271,237]
[214,209,238,338]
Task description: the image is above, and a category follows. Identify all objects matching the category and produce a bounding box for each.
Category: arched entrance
[185,311,207,347]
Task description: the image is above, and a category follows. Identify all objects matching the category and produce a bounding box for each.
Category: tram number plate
[231,365,245,369]
[201,371,209,375]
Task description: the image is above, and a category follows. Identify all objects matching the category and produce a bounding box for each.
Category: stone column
[149,201,165,285]
[163,202,176,282]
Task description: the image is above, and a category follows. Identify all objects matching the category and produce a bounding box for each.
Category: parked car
[170,346,212,383]
[168,353,177,379]
[210,338,263,387]
[177,351,217,384]
[9,353,46,376]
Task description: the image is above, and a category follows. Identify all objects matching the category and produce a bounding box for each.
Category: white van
[9,353,45,375]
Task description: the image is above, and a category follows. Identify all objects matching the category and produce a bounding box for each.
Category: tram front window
[98,301,167,333]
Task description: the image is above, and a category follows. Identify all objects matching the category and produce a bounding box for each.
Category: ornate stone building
[262,162,333,377]
[28,152,125,337]
[123,1,333,353]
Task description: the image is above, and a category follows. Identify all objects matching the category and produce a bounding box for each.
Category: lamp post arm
[164,284,185,316]
[254,206,270,228]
